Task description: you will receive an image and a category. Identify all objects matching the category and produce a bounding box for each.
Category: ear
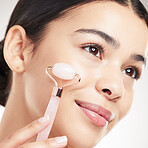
[3,25,33,73]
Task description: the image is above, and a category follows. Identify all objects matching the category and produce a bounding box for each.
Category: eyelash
[80,43,142,80]
[81,43,104,60]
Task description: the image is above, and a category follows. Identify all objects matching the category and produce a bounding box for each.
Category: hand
[0,116,68,148]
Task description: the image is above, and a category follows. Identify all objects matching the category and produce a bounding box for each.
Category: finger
[18,136,68,148]
[2,115,50,148]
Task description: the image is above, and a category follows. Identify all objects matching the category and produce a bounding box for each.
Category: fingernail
[55,136,68,144]
[38,115,49,123]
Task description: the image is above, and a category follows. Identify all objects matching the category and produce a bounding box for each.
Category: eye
[122,67,140,80]
[82,43,103,59]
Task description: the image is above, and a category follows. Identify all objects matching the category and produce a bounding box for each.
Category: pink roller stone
[52,63,75,80]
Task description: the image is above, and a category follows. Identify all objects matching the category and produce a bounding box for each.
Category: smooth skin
[0,1,148,148]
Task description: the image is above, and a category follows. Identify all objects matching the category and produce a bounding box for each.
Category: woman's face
[24,2,148,148]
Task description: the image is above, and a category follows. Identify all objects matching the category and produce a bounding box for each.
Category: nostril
[102,88,112,95]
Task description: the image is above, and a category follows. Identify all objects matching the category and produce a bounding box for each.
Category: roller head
[52,63,75,80]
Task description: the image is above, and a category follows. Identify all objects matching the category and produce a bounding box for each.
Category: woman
[0,0,148,147]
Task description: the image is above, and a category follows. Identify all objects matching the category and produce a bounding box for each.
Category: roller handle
[36,95,60,141]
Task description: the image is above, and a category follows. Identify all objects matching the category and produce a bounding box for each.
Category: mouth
[75,100,114,127]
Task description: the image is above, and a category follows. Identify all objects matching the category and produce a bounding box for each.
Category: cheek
[25,71,54,117]
[118,87,134,121]
[24,54,57,116]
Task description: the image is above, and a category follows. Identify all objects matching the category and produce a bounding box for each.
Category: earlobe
[3,25,30,73]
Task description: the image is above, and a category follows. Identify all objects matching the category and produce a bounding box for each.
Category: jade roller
[36,63,81,141]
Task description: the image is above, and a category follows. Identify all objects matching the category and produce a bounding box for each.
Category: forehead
[53,1,148,56]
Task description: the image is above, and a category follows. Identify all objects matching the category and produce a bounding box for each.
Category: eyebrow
[74,28,120,49]
[131,54,146,65]
[74,28,146,65]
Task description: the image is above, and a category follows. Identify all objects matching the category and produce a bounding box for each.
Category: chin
[65,131,104,148]
[51,111,107,148]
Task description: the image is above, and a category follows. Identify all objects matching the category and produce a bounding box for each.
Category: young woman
[0,0,148,148]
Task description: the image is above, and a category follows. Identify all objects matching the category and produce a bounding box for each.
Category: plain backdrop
[0,0,148,148]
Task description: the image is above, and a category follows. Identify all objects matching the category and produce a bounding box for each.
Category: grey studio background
[0,0,148,148]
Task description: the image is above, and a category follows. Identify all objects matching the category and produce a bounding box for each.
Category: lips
[75,100,114,127]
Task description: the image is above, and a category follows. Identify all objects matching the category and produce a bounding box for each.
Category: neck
[0,82,36,142]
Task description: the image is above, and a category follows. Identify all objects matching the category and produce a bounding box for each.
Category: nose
[95,74,125,101]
